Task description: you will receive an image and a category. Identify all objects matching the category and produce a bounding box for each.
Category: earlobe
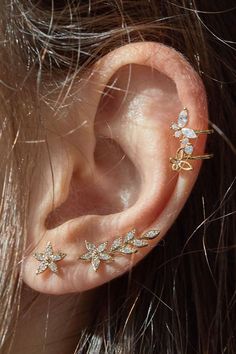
[23,42,211,294]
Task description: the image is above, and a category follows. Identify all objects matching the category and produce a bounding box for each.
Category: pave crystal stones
[171,108,196,155]
[33,242,66,275]
[170,108,214,171]
[79,228,160,271]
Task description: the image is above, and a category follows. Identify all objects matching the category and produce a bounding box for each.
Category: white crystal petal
[92,257,100,271]
[184,145,193,155]
[130,239,148,247]
[97,241,108,252]
[85,241,96,251]
[36,262,48,274]
[80,252,92,260]
[99,252,112,261]
[110,237,123,251]
[120,246,137,254]
[177,109,188,128]
[181,128,197,139]
[49,262,58,273]
[171,123,179,131]
[141,230,160,239]
[52,252,66,261]
[124,229,136,243]
[181,138,189,146]
[174,130,182,138]
[34,253,45,261]
[45,242,53,257]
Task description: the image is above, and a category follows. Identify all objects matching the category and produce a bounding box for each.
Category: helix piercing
[78,228,160,271]
[170,147,214,171]
[33,242,66,275]
[170,108,214,171]
[171,108,213,155]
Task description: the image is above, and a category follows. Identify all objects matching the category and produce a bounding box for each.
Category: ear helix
[169,108,214,171]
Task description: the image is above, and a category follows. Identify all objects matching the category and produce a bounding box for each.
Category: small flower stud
[79,228,160,272]
[33,242,66,275]
[79,241,113,272]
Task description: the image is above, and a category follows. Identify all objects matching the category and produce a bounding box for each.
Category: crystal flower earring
[78,228,160,271]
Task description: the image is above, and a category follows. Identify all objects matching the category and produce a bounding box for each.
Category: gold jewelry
[171,108,213,155]
[170,147,214,171]
[170,108,213,170]
[33,242,66,275]
[78,228,160,271]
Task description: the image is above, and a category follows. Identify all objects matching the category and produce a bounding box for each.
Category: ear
[23,42,209,294]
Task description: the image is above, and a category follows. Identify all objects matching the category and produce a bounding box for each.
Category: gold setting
[170,108,213,171]
[78,228,160,271]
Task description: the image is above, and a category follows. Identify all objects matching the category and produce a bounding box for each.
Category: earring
[170,108,213,171]
[78,228,160,271]
[33,242,66,275]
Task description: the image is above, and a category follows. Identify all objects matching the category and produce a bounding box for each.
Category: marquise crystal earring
[170,108,214,171]
[33,242,66,275]
[78,228,160,271]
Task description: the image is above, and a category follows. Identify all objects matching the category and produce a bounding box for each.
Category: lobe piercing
[78,228,160,271]
[33,242,66,275]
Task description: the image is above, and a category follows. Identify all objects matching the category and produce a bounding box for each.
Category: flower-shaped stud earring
[33,242,66,275]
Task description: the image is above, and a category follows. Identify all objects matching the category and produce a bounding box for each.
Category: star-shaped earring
[79,241,112,271]
[33,242,66,275]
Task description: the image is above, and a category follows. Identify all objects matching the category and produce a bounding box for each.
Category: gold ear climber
[170,108,214,171]
[33,242,66,275]
[78,228,160,271]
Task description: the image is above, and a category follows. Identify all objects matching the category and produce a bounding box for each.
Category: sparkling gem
[174,130,182,138]
[177,109,188,128]
[184,145,193,155]
[124,229,136,242]
[80,252,92,260]
[110,237,122,251]
[182,128,197,139]
[49,262,58,273]
[131,239,148,247]
[99,253,112,261]
[171,123,179,131]
[120,246,137,254]
[181,138,189,146]
[36,262,48,275]
[92,257,100,271]
[85,241,96,251]
[141,230,160,239]
[97,242,108,252]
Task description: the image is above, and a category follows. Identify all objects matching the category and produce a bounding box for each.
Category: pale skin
[8,42,209,353]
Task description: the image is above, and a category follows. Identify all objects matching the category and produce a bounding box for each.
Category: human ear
[23,42,209,294]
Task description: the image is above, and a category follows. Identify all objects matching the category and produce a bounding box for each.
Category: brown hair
[1,1,236,353]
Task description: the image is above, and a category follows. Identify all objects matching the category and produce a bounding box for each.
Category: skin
[8,42,209,353]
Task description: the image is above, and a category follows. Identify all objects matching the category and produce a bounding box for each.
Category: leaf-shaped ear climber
[78,229,160,271]
[170,108,214,171]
